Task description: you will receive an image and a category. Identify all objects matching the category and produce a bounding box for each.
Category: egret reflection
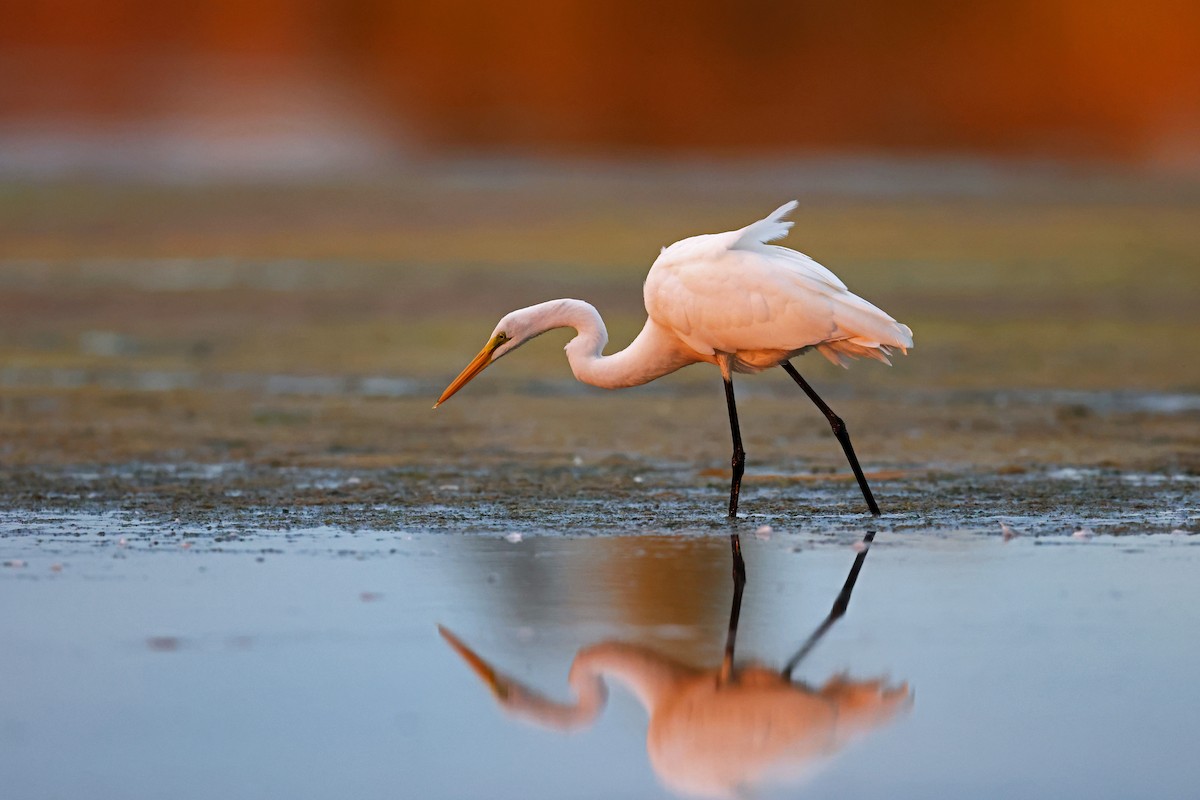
[441,531,911,799]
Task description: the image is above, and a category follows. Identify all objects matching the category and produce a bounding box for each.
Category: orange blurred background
[2,0,1198,176]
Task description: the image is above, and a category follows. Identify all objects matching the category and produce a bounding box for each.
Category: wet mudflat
[3,523,1200,800]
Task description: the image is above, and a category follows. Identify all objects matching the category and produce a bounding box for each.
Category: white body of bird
[440,627,911,800]
[645,200,912,374]
[436,201,912,400]
[435,201,913,518]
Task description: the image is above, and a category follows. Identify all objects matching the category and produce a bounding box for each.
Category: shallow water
[3,519,1199,800]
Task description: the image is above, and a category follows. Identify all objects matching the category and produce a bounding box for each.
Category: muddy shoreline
[3,456,1193,537]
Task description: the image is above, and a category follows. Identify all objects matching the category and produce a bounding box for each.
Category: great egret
[435,201,913,518]
[441,628,909,799]
[439,531,909,798]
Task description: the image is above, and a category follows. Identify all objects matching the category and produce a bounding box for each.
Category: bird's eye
[496,333,508,342]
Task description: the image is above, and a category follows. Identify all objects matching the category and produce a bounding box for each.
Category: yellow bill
[437,625,509,699]
[434,333,505,408]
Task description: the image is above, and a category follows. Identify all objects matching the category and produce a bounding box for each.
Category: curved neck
[570,642,700,714]
[509,642,699,731]
[530,299,693,389]
[505,666,609,732]
[501,642,691,734]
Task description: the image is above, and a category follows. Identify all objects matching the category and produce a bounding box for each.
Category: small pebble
[146,636,181,652]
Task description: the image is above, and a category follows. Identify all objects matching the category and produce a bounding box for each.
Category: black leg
[723,375,746,518]
[782,530,876,679]
[718,533,747,685]
[780,360,881,517]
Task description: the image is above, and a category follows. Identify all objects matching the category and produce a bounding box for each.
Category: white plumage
[645,200,912,372]
[435,201,914,518]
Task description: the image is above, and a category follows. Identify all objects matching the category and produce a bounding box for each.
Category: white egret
[441,627,910,799]
[435,201,913,517]
[439,531,908,799]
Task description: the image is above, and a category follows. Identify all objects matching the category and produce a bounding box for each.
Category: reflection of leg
[780,360,881,517]
[719,533,747,685]
[782,530,876,680]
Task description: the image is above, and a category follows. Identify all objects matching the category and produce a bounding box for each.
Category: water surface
[3,520,1199,799]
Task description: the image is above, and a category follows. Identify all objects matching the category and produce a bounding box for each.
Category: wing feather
[644,203,912,369]
[731,200,798,249]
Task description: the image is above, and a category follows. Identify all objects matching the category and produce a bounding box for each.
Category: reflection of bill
[441,531,911,799]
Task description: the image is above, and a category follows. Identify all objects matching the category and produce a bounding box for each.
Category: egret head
[433,308,538,407]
